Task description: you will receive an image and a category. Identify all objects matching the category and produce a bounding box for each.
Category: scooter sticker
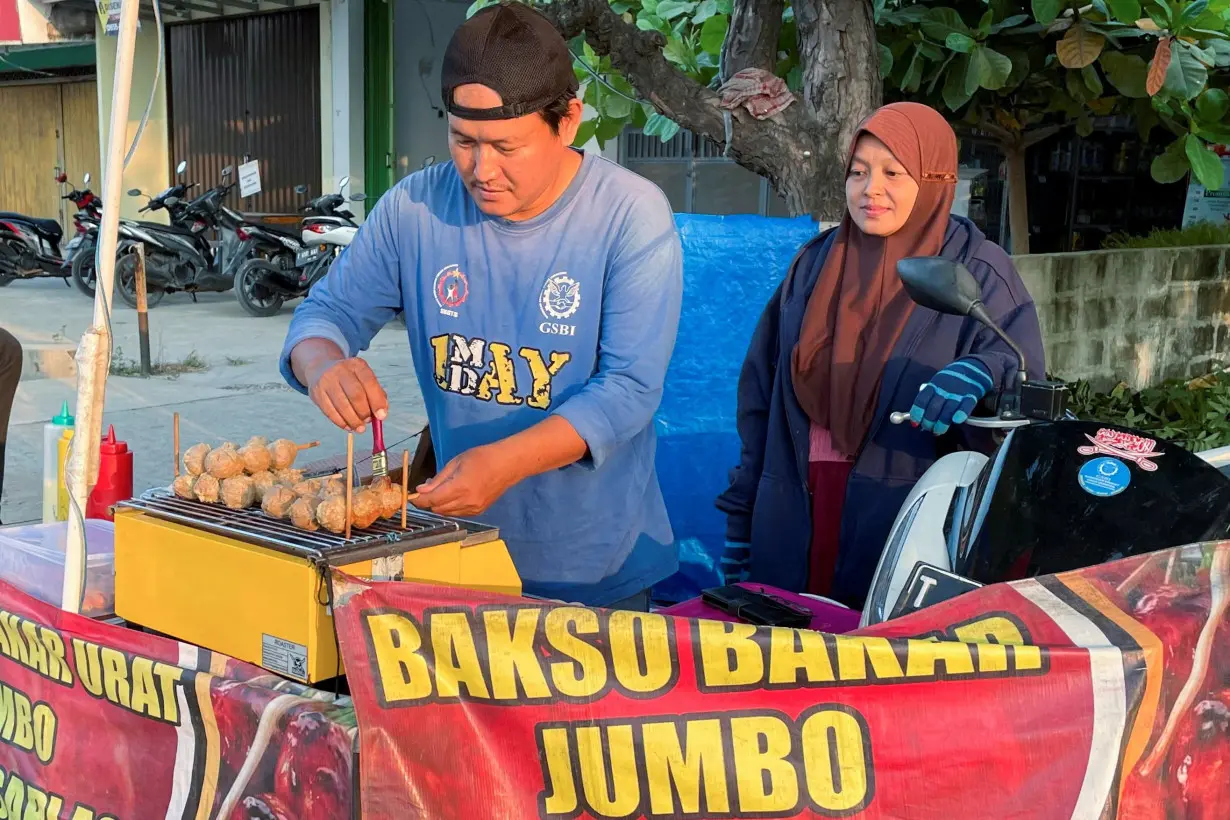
[1078,456,1132,498]
[1077,428,1163,471]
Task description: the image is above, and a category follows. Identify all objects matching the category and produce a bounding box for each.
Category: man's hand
[292,339,389,433]
[412,415,589,517]
[412,443,520,517]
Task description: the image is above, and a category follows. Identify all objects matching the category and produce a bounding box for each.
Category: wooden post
[134,245,152,376]
[173,412,180,477]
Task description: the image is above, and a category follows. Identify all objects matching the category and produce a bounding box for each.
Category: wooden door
[0,83,61,222]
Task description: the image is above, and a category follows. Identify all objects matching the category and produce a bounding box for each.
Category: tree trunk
[540,0,879,221]
[1003,144,1030,256]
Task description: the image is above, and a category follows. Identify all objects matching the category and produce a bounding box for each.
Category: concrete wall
[1016,245,1230,388]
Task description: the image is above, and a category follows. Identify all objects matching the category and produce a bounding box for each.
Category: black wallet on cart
[700,585,813,628]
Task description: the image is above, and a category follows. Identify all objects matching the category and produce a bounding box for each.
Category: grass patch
[1102,223,1230,250]
[110,347,208,378]
[225,356,253,366]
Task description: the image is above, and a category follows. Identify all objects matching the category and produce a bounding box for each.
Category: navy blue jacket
[715,216,1046,606]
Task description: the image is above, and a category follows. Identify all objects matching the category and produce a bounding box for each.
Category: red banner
[334,543,1230,819]
[0,580,355,819]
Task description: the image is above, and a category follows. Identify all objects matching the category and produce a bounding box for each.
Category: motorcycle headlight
[863,496,926,626]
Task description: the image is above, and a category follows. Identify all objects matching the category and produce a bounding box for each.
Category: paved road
[0,279,426,524]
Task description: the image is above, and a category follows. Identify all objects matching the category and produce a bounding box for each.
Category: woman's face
[845,134,920,237]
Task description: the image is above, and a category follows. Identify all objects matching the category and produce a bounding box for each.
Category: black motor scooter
[0,169,102,287]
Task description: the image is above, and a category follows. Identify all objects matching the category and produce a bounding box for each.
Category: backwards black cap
[441,2,580,121]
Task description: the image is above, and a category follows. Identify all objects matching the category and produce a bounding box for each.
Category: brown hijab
[790,102,958,457]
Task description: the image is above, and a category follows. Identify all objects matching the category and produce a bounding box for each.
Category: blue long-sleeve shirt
[280,152,683,604]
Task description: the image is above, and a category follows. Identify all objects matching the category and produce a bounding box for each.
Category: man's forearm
[494,415,589,484]
[290,338,347,390]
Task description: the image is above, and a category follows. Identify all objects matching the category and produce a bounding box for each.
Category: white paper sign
[238,160,262,199]
[1181,150,1230,229]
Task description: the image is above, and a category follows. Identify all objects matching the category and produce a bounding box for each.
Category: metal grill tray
[120,489,465,566]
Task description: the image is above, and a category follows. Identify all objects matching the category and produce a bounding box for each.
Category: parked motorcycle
[232,176,366,317]
[71,160,197,299]
[859,257,1230,627]
[0,169,102,287]
[111,162,256,308]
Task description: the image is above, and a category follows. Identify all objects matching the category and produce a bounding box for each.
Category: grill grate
[120,489,461,562]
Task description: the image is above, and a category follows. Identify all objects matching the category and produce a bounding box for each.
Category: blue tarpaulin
[652,213,820,602]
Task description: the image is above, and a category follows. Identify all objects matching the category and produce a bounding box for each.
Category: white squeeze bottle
[42,401,75,523]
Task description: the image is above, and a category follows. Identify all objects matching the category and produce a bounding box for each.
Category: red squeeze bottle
[86,425,134,521]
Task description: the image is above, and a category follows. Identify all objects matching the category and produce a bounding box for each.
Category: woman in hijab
[715,102,1045,607]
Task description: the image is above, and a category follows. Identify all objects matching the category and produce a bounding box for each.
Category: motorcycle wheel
[115,253,166,309]
[234,261,286,317]
[71,246,96,298]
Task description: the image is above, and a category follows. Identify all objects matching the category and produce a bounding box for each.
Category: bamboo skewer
[345,434,354,541]
[297,440,320,452]
[173,413,180,477]
[401,450,410,528]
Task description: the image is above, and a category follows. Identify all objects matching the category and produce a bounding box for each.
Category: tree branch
[723,0,785,78]
[536,0,818,183]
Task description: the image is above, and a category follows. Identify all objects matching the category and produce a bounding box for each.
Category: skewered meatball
[371,477,404,519]
[315,496,349,534]
[251,471,277,501]
[270,439,299,471]
[172,474,198,500]
[194,473,221,503]
[273,468,304,485]
[220,476,258,510]
[291,479,323,498]
[206,446,245,480]
[351,488,382,529]
[322,474,346,497]
[289,496,321,531]
[239,439,273,474]
[261,486,297,519]
[183,443,211,476]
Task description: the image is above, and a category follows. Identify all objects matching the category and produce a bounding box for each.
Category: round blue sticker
[1078,456,1131,498]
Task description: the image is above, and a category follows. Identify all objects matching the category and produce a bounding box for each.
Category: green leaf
[1186,134,1226,190]
[643,112,681,141]
[655,0,695,20]
[595,114,627,147]
[636,13,667,33]
[572,119,597,148]
[1066,68,1094,101]
[1106,0,1142,22]
[921,8,970,42]
[610,1,634,13]
[699,14,728,54]
[1032,0,1063,25]
[879,43,895,76]
[1151,137,1191,183]
[692,0,718,23]
[1100,51,1150,96]
[599,87,635,119]
[964,47,987,94]
[1082,64,1105,95]
[886,6,930,24]
[663,36,692,68]
[1164,42,1210,98]
[786,65,802,91]
[946,32,977,52]
[943,55,976,109]
[1208,40,1230,68]
[1196,88,1230,122]
[715,0,732,12]
[978,10,994,35]
[990,13,1031,32]
[901,47,924,92]
[1004,47,1033,88]
[918,42,946,60]
[1176,0,1209,30]
[1077,113,1094,136]
[973,45,1014,89]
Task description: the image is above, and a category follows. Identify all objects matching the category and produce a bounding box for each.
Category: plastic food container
[0,520,116,617]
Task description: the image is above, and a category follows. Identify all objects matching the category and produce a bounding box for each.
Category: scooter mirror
[176,160,188,174]
[422,155,435,169]
[55,171,68,184]
[350,193,367,202]
[222,166,233,177]
[127,189,143,197]
[338,176,350,191]
[83,173,91,186]
[896,257,983,317]
[294,184,308,194]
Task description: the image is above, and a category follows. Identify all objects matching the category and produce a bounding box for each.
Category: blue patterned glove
[720,541,751,584]
[910,357,994,435]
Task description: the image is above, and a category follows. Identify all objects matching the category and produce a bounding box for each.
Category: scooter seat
[258,222,302,239]
[0,213,63,242]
